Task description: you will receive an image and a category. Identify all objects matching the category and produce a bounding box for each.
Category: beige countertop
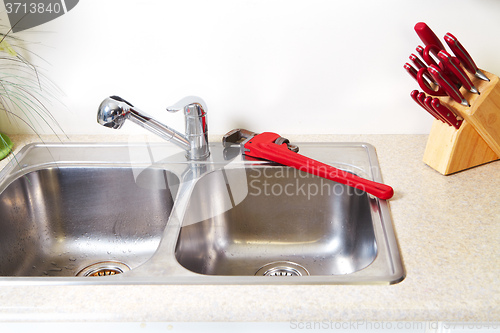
[0,134,498,322]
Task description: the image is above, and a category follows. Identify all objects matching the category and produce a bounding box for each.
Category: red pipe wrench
[223,129,394,200]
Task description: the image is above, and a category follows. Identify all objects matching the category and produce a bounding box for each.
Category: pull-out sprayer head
[97,96,134,129]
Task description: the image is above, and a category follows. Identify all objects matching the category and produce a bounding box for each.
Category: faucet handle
[166,96,207,116]
[167,96,209,160]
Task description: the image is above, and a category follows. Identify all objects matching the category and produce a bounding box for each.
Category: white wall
[2,0,500,135]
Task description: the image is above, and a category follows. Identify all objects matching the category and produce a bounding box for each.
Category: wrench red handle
[244,132,394,200]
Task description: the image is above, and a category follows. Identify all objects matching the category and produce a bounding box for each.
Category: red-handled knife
[431,98,463,129]
[411,90,439,121]
[422,45,461,85]
[414,22,445,50]
[417,91,446,123]
[408,55,439,86]
[409,54,427,70]
[427,65,469,106]
[405,62,434,86]
[444,32,489,82]
[424,96,447,123]
[425,96,454,127]
[437,50,479,94]
[404,63,418,81]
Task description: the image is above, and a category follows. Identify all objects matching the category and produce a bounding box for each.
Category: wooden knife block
[423,70,500,175]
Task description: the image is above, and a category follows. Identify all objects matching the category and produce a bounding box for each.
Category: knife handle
[444,33,477,74]
[410,89,431,114]
[417,67,447,97]
[404,63,418,81]
[405,63,434,87]
[411,90,434,118]
[423,45,461,85]
[424,96,449,124]
[427,65,469,106]
[415,91,444,122]
[431,98,463,129]
[437,50,478,93]
[410,54,440,85]
[409,54,426,70]
[414,22,445,50]
[444,32,490,82]
[416,45,425,58]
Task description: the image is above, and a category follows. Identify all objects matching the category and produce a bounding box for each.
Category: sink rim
[0,142,405,285]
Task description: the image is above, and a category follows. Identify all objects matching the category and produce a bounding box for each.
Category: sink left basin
[0,147,179,277]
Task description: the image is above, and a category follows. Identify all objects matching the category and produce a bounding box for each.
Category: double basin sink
[0,142,404,284]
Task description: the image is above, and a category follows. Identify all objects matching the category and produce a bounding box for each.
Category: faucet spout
[97,95,210,160]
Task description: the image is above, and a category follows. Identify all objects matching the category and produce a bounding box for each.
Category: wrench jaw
[222,129,258,147]
[223,128,300,155]
[222,128,258,156]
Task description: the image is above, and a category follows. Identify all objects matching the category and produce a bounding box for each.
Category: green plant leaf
[0,39,17,57]
[0,133,13,160]
[0,25,67,140]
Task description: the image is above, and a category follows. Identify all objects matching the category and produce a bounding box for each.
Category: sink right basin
[175,166,377,276]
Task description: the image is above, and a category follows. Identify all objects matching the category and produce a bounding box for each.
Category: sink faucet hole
[76,261,130,277]
[255,261,309,277]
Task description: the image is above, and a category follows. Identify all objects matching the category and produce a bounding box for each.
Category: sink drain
[255,261,309,277]
[76,261,130,277]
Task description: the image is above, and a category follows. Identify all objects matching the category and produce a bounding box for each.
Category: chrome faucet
[97,95,210,160]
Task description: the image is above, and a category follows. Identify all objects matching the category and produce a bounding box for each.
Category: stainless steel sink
[0,142,404,284]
